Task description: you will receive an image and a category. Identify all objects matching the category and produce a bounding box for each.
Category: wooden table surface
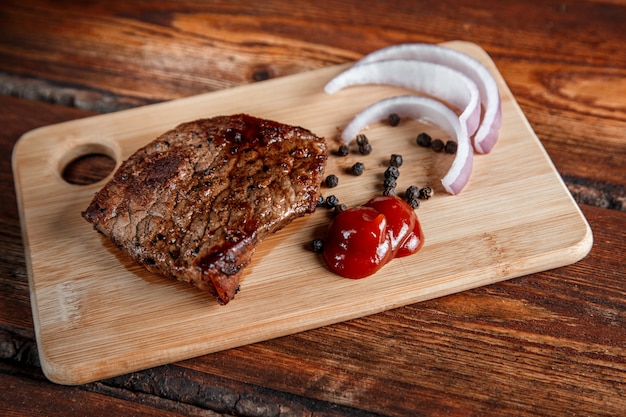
[1,1,624,416]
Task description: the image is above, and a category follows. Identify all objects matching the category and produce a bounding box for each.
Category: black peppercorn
[334,203,347,215]
[337,144,350,156]
[351,162,365,176]
[431,139,444,152]
[406,197,420,209]
[383,176,397,189]
[356,134,369,146]
[358,142,372,155]
[388,113,401,126]
[390,154,403,168]
[383,187,397,196]
[325,195,340,208]
[311,239,324,253]
[405,185,420,201]
[416,132,432,147]
[405,185,421,209]
[444,140,458,154]
[419,186,434,200]
[325,174,339,188]
[384,166,400,180]
[355,134,372,155]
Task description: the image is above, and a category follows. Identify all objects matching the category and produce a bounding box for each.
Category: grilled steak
[82,114,327,304]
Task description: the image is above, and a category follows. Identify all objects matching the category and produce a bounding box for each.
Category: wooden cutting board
[12,41,592,385]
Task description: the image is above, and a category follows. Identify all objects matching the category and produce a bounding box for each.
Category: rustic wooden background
[1,0,625,416]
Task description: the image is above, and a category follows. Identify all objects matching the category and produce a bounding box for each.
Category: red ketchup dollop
[322,195,424,279]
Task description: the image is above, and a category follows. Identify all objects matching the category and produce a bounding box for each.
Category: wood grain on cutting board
[12,41,592,385]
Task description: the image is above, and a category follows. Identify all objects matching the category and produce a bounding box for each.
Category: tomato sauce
[322,196,424,278]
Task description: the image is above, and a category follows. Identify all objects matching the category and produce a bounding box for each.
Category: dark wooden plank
[0,0,358,106]
[0,362,216,417]
[102,364,383,417]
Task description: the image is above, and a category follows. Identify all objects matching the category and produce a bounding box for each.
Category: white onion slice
[324,60,481,137]
[356,43,502,153]
[340,95,472,195]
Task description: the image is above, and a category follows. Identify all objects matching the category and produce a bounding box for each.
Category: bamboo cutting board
[12,41,592,385]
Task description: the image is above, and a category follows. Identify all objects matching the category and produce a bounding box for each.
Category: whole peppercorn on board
[12,41,592,385]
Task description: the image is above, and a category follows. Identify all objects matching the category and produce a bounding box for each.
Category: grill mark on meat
[82,114,327,304]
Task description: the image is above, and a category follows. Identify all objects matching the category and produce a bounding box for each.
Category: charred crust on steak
[82,114,327,304]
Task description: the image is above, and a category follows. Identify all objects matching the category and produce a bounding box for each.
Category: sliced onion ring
[356,43,501,154]
[324,60,481,137]
[340,95,472,195]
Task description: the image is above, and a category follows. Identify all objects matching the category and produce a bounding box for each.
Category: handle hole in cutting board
[60,143,117,185]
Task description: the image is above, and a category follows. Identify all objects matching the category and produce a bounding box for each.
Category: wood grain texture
[0,362,206,417]
[1,0,625,416]
[13,42,592,385]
